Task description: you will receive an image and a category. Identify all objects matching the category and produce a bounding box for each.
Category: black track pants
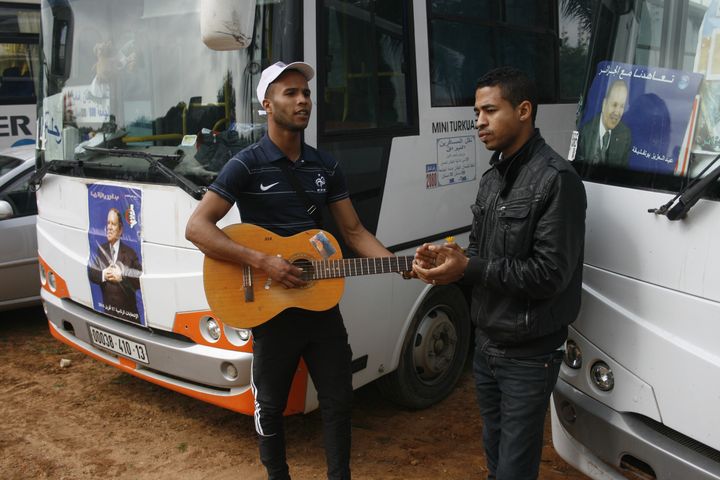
[251,307,353,480]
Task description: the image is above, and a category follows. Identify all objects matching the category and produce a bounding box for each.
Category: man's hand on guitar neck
[258,253,308,289]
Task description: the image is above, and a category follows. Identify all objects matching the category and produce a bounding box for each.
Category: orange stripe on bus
[50,320,309,415]
[38,256,70,299]
[49,320,257,414]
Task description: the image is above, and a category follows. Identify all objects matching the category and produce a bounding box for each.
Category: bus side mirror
[200,0,256,51]
[48,2,74,96]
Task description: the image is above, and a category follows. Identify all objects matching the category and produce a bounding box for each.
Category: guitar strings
[304,256,414,280]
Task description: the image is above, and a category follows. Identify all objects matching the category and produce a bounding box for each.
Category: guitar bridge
[243,265,254,302]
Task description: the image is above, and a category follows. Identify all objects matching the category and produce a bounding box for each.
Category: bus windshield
[573,0,720,201]
[39,0,301,188]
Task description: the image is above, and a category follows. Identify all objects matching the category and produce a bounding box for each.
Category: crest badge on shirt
[315,174,326,192]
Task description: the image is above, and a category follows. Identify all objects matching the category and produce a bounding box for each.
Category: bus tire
[377,284,471,409]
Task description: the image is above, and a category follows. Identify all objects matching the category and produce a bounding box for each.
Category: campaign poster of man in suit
[576,79,632,168]
[575,61,703,174]
[87,184,145,324]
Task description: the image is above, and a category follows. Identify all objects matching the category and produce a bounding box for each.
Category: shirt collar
[599,119,609,140]
[109,239,120,259]
[258,134,312,165]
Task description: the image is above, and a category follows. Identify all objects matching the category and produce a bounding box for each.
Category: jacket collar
[490,129,543,170]
[491,129,546,196]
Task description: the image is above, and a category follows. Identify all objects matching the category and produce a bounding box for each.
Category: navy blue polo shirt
[208,135,349,236]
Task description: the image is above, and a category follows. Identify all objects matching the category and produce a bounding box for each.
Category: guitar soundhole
[292,258,315,285]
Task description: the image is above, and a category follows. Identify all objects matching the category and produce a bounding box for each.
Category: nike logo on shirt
[260,182,280,191]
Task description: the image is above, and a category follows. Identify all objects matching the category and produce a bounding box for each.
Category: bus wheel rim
[412,306,458,385]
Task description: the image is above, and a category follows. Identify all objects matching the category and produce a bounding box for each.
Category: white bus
[552,0,720,478]
[0,0,39,148]
[34,0,583,415]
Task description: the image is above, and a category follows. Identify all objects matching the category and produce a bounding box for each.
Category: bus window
[0,43,35,101]
[320,0,415,133]
[0,4,40,105]
[573,0,720,203]
[318,0,418,239]
[428,1,561,106]
[37,0,301,180]
[0,2,39,148]
[0,4,39,35]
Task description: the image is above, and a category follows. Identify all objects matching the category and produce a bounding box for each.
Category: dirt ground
[1,306,589,480]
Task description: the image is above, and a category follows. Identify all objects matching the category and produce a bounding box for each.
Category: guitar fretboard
[310,256,414,280]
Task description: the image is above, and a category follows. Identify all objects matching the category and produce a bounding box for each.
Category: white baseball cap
[256,61,315,113]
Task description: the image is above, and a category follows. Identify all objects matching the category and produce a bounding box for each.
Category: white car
[0,145,39,311]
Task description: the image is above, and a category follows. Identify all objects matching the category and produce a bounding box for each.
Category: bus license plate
[88,325,149,364]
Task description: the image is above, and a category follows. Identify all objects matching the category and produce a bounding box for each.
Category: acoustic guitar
[203,223,414,328]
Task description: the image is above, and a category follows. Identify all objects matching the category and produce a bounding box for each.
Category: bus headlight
[200,316,222,342]
[47,271,57,291]
[591,361,614,391]
[224,325,251,346]
[564,340,582,369]
[39,263,47,286]
[206,318,221,341]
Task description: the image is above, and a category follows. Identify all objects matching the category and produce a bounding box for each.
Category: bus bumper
[42,289,257,414]
[552,379,720,480]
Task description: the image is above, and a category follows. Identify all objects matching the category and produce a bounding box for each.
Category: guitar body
[203,223,345,328]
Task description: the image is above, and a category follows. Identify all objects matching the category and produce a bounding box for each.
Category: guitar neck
[310,256,414,280]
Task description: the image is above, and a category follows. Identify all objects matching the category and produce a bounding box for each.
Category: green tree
[560,0,594,31]
[559,31,590,99]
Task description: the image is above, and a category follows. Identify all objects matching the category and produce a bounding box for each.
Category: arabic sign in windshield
[577,61,703,174]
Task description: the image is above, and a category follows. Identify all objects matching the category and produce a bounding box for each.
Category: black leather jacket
[464,132,586,353]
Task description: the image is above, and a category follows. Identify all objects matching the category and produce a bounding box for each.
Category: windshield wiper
[83,147,206,200]
[29,159,85,191]
[649,152,720,220]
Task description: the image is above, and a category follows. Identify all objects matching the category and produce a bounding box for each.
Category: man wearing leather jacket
[413,67,586,480]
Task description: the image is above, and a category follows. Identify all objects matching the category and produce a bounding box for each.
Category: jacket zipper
[490,191,501,254]
[525,299,530,329]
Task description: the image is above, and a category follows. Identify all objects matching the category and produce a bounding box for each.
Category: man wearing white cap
[186,61,399,479]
